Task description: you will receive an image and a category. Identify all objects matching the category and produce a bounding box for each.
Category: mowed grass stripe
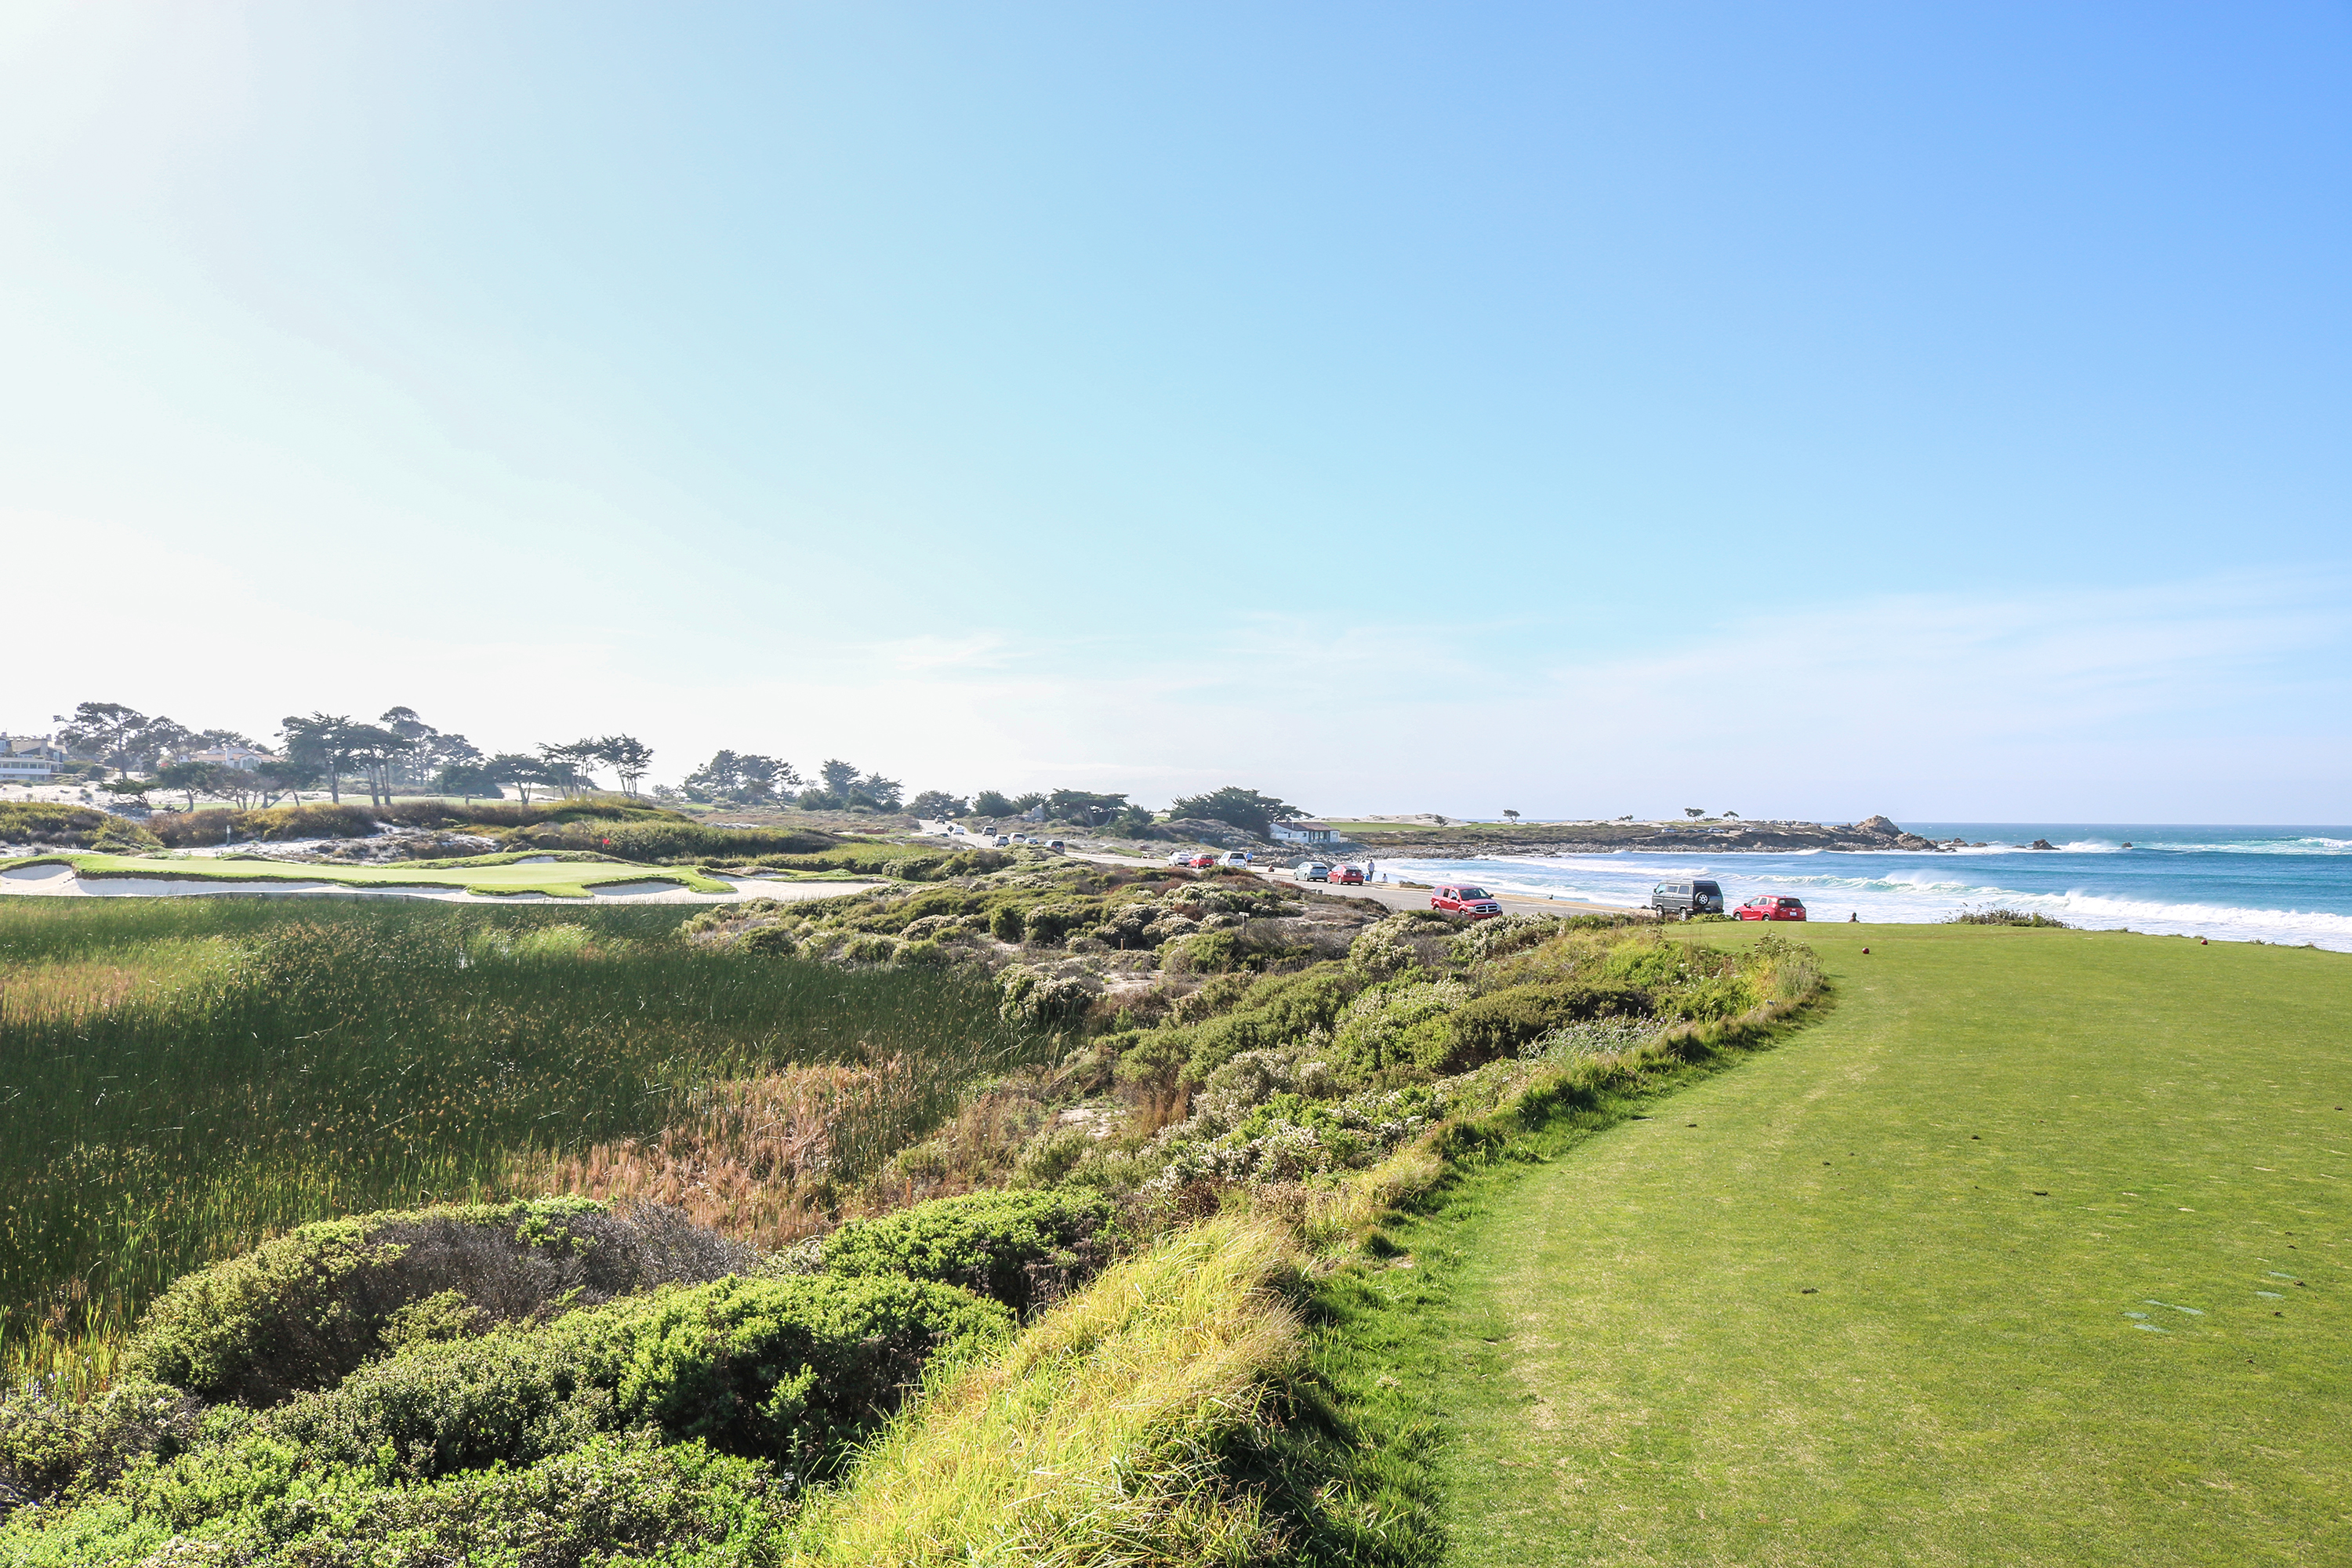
[1412,924,2350,1566]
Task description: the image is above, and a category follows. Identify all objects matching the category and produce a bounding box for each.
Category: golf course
[1338,922,2349,1564]
[0,852,861,901]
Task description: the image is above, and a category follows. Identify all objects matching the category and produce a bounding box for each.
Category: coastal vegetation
[0,862,1827,1561]
[8,848,2333,1564]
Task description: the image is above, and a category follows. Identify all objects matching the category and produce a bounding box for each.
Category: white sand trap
[2,862,76,885]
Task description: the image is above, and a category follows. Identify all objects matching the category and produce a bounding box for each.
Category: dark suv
[1650,879,1725,920]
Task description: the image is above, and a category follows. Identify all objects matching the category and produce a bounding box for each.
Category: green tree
[154,760,234,811]
[1165,786,1305,840]
[593,735,655,798]
[437,761,503,802]
[279,714,358,804]
[971,789,1015,818]
[486,753,546,804]
[1044,789,1130,826]
[908,789,968,818]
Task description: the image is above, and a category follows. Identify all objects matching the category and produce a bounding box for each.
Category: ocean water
[1376,824,2352,951]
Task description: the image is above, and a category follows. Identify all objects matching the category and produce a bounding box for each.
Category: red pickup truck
[1431,884,1502,918]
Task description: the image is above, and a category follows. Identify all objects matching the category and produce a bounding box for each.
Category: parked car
[1431,884,1502,917]
[1167,851,1196,866]
[1186,852,1217,868]
[1221,850,1253,866]
[1650,879,1725,919]
[1045,840,1065,851]
[1296,862,1332,882]
[1737,895,1807,921]
[1330,864,1366,884]
[993,835,1011,847]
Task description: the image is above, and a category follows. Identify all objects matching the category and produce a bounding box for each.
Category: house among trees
[1,733,64,780]
[187,742,280,772]
[1268,818,1337,845]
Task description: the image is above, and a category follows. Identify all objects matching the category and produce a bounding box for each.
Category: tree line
[42,701,655,811]
[40,702,1319,840]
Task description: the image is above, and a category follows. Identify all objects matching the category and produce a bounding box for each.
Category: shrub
[144,803,376,847]
[996,965,1093,1031]
[511,818,838,863]
[1022,902,1092,946]
[0,1377,201,1518]
[1943,906,2072,927]
[739,922,803,956]
[20,1276,1005,1555]
[988,905,1027,942]
[1439,980,1650,1071]
[1331,978,1471,1076]
[0,802,134,850]
[122,1199,751,1406]
[821,1188,1120,1315]
[85,817,163,854]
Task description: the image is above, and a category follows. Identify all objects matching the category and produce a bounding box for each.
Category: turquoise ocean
[1378,825,2352,951]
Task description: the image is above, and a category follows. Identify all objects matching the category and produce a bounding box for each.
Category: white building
[188,744,280,772]
[1,734,63,780]
[1269,818,1336,845]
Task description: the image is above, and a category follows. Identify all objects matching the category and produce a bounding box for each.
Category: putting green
[1399,924,2350,1565]
[0,853,732,898]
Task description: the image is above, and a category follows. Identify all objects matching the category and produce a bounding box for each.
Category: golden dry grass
[789,1214,1305,1566]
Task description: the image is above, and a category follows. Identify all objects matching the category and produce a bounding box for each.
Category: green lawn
[2,852,735,898]
[1347,923,2350,1566]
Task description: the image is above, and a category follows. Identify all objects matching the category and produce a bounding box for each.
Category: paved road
[913,824,1626,918]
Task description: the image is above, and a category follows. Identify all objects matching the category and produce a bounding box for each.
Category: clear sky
[5,2,2347,822]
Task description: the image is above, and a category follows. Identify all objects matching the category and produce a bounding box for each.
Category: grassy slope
[1356,923,2350,1566]
[2,853,731,896]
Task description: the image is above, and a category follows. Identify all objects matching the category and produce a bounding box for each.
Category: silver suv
[1650,879,1724,919]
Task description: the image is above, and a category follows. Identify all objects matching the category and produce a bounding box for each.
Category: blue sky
[4,2,2347,821]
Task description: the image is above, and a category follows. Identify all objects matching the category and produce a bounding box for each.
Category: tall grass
[0,899,1047,1394]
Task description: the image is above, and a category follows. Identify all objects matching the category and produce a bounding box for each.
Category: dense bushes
[2,1274,1004,1558]
[1440,979,1651,1072]
[1943,906,2072,927]
[0,803,157,851]
[819,1189,1119,1315]
[123,1199,751,1406]
[509,818,837,862]
[144,803,378,847]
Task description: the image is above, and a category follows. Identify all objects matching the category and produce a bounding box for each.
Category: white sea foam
[1375,850,2352,951]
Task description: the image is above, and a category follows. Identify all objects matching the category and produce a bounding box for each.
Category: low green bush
[996,965,1094,1031]
[0,1429,789,1568]
[3,1272,1007,1558]
[0,802,138,851]
[122,1199,750,1406]
[144,803,377,847]
[1439,979,1651,1072]
[1943,906,2072,927]
[510,818,837,863]
[820,1189,1118,1315]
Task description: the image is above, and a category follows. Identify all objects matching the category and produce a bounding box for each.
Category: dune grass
[787,1215,1308,1566]
[1331,923,2351,1565]
[1,851,734,897]
[0,899,1047,1394]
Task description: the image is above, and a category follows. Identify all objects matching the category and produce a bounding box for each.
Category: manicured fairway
[0,852,736,897]
[1394,924,2350,1565]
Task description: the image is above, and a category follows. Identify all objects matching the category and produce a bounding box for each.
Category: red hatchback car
[1431,884,1502,919]
[1737,895,1808,921]
[1330,865,1366,885]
